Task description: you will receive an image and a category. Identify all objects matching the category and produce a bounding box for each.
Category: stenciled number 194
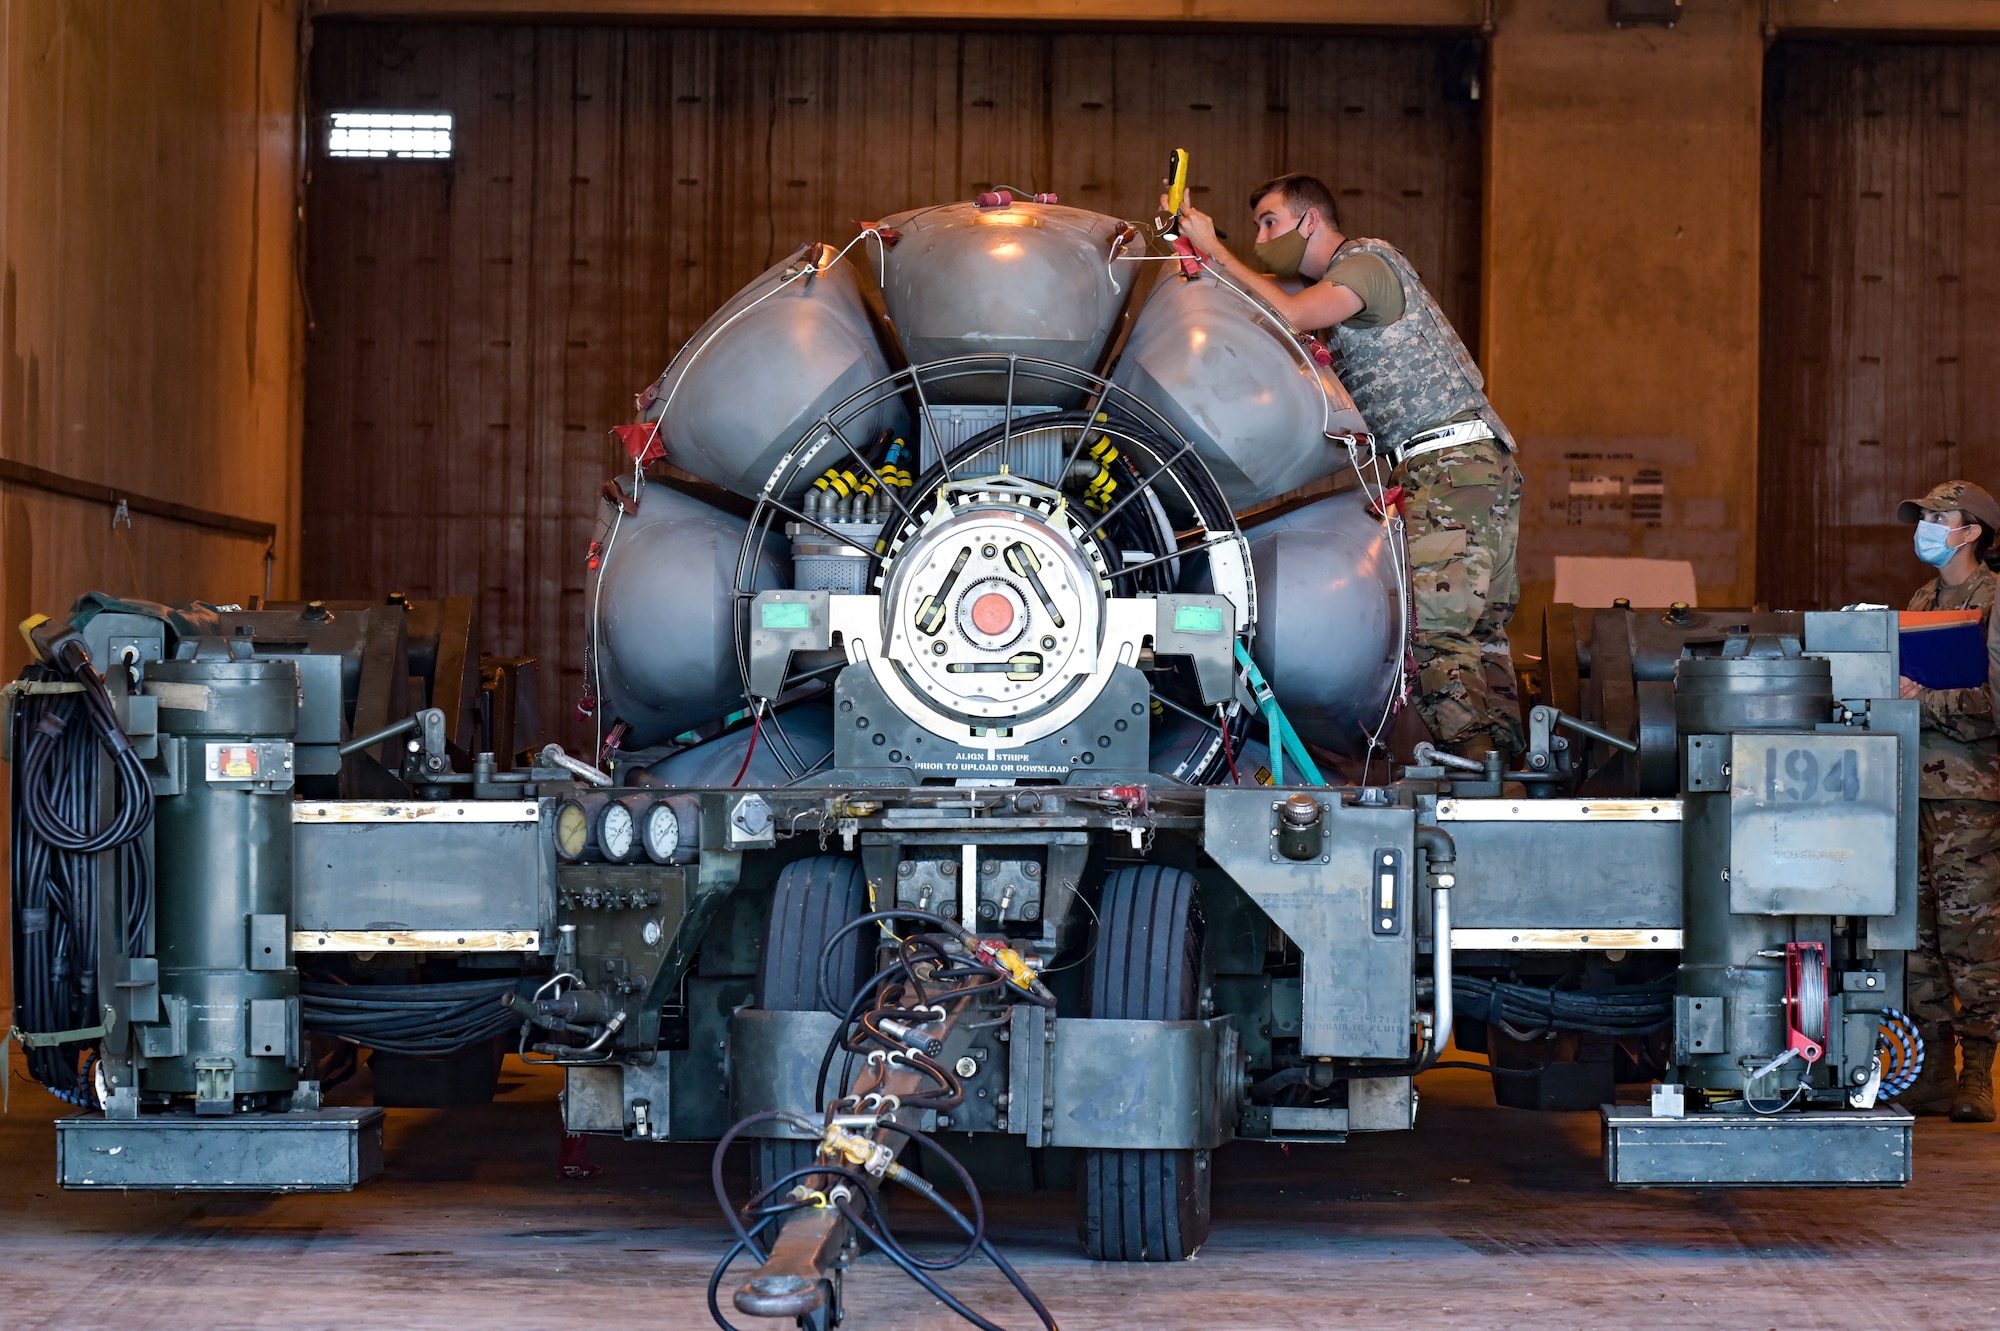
[1764,746,1861,803]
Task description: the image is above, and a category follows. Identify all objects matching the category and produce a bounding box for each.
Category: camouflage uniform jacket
[1327,238,1516,455]
[1907,564,2000,809]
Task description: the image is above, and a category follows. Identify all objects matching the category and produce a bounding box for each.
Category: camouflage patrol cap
[1897,480,2000,532]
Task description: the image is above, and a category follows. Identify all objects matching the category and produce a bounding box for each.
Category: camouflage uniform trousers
[1911,798,2000,1043]
[1401,438,1525,752]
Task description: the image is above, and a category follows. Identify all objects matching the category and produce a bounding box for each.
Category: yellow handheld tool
[1159,147,1191,239]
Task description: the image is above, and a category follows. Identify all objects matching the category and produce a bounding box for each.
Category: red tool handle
[1170,235,1204,279]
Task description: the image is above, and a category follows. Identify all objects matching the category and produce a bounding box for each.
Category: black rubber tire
[751,855,871,1198]
[1077,864,1212,1261]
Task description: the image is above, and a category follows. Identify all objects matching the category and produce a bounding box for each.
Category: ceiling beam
[1768,0,2000,35]
[305,0,1490,26]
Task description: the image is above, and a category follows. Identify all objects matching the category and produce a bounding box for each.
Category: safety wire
[1743,1070,1814,1116]
[1741,1041,1817,1115]
[706,908,1058,1331]
[1170,233,1416,784]
[588,497,628,762]
[1351,432,1415,787]
[588,225,893,760]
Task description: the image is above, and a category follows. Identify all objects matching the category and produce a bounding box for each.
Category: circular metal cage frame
[727,353,1255,784]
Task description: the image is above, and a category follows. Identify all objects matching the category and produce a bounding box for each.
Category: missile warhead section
[1244,490,1402,757]
[595,483,788,749]
[874,198,1143,404]
[637,243,906,501]
[1113,268,1370,512]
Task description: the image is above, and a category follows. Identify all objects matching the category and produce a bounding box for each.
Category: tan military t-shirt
[1317,247,1485,432]
[1321,250,1406,329]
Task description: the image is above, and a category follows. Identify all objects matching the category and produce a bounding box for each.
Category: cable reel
[1785,941,1829,1065]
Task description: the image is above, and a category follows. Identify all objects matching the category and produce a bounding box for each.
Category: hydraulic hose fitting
[973,938,1041,993]
[572,1010,627,1057]
[820,1125,898,1179]
[1415,822,1456,868]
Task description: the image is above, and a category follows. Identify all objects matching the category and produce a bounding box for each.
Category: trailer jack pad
[56,1107,386,1191]
[1601,1104,1912,1187]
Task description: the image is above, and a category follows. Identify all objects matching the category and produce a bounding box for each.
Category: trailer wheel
[751,855,871,1199]
[1078,864,1212,1261]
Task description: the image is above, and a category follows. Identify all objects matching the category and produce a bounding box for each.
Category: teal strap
[1233,641,1326,787]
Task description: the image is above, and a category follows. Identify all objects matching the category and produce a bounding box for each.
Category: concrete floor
[2,1057,1996,1331]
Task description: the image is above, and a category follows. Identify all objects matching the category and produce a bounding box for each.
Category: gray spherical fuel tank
[642,702,835,788]
[1673,653,1834,1093]
[146,654,300,1102]
[640,245,905,500]
[875,200,1140,404]
[596,484,788,749]
[1245,491,1401,757]
[1112,270,1369,512]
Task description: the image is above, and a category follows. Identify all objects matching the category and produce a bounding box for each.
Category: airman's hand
[1165,197,1221,256]
[1900,675,1924,700]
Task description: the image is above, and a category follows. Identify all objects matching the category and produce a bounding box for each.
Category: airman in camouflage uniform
[1898,480,2000,1122]
[1171,176,1525,760]
[1400,440,1524,756]
[1329,237,1525,758]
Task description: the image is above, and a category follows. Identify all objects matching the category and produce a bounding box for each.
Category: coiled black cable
[1452,974,1675,1038]
[8,658,156,1101]
[20,675,156,854]
[299,977,524,1057]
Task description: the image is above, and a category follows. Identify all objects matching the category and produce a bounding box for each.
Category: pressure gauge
[554,799,591,861]
[598,799,638,863]
[642,801,681,864]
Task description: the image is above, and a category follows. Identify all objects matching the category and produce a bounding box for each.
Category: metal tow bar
[732,991,973,1321]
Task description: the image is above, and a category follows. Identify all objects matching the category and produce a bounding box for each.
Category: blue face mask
[1915,519,1968,568]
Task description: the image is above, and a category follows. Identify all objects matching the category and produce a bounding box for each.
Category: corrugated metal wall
[1760,42,2000,611]
[303,22,1482,747]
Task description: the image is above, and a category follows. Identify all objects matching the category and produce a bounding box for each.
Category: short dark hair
[1249,173,1340,231]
